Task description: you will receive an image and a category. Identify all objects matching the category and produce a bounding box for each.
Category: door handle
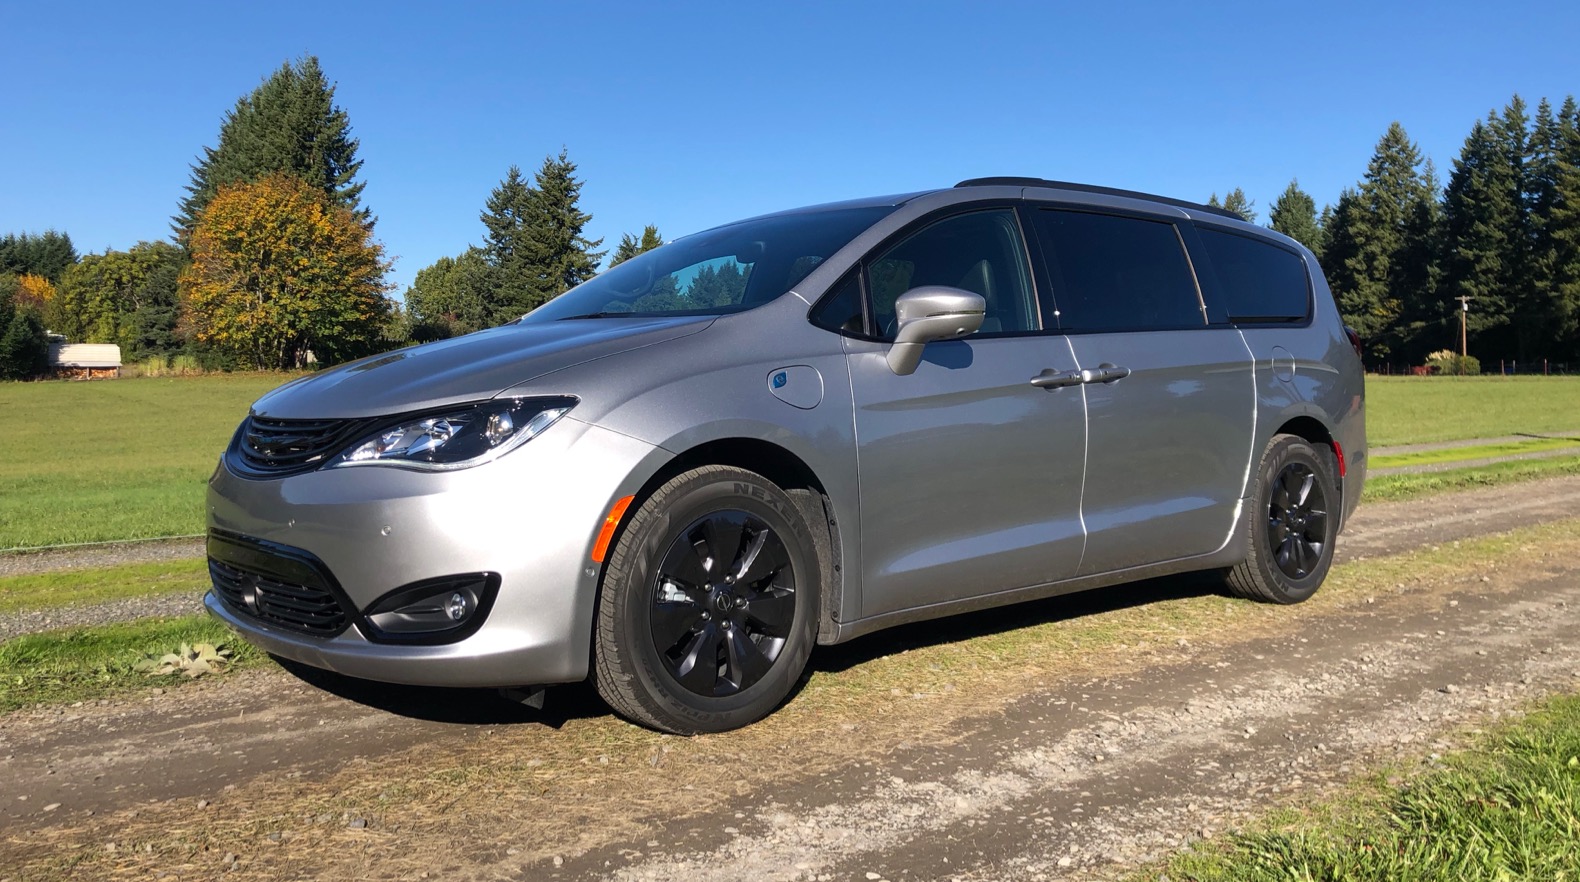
[1080,363,1131,385]
[1029,368,1083,390]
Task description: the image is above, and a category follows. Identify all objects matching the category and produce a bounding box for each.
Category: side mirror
[886,286,986,375]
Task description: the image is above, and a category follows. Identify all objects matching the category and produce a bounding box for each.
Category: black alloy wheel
[649,510,797,697]
[594,465,821,734]
[1266,461,1328,579]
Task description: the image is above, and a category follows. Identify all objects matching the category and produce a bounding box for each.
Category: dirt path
[3,478,1580,880]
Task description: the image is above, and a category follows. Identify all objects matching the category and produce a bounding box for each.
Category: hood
[251,316,714,419]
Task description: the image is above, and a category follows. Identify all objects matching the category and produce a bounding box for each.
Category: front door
[845,208,1089,620]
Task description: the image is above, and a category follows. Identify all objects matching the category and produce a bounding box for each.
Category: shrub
[1425,349,1481,376]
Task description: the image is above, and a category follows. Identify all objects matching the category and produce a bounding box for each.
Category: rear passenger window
[1196,228,1310,323]
[1031,210,1204,332]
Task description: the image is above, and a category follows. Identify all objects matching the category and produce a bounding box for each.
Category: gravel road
[3,477,1580,881]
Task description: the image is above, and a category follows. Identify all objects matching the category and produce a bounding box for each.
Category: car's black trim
[361,573,502,645]
[207,530,358,637]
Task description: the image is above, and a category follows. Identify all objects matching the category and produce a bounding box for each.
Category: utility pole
[1455,295,1473,375]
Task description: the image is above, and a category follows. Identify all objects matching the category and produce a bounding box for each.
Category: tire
[593,465,821,734]
[1225,434,1340,604]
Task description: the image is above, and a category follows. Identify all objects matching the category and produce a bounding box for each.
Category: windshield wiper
[557,311,634,320]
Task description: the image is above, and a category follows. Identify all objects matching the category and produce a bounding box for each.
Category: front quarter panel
[499,293,866,628]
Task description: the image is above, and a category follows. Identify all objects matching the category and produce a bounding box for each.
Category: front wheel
[593,466,821,733]
[1225,434,1339,604]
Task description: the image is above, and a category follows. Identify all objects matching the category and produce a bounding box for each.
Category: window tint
[1196,228,1310,322]
[866,209,1037,339]
[810,270,865,334]
[1031,210,1204,332]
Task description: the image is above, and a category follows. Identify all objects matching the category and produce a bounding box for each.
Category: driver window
[866,209,1038,339]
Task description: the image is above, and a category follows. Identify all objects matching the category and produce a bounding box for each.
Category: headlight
[330,397,575,471]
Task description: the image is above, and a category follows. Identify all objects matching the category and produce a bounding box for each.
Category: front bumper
[204,416,665,688]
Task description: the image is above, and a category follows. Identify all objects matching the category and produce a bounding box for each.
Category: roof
[49,343,122,369]
[955,177,1243,220]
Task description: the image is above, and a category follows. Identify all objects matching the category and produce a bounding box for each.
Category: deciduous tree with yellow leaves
[180,173,392,370]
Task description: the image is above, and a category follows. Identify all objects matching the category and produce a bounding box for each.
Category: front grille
[209,557,350,636]
[237,415,365,476]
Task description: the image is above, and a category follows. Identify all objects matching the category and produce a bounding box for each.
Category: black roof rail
[954,177,1243,221]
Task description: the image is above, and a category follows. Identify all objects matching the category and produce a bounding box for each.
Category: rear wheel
[593,465,820,733]
[1226,434,1339,604]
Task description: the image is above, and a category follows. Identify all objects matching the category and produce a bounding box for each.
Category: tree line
[3,58,1575,379]
[1235,95,1580,368]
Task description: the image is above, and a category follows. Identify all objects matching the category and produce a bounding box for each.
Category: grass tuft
[1159,692,1580,881]
[0,615,260,712]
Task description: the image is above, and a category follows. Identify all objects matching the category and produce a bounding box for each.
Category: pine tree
[609,224,664,267]
[1207,190,1256,223]
[1544,96,1580,359]
[1222,188,1256,223]
[478,165,537,323]
[1442,112,1522,359]
[174,57,369,242]
[1324,122,1438,361]
[1395,159,1446,363]
[1268,180,1322,253]
[0,231,77,282]
[517,149,605,310]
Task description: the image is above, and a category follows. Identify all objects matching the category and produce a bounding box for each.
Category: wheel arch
[1269,412,1348,528]
[609,436,845,645]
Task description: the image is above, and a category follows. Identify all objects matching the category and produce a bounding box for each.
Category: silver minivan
[206,178,1366,733]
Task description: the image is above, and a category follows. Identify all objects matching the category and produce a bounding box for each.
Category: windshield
[521,205,895,322]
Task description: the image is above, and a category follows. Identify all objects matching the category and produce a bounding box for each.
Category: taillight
[1344,326,1364,359]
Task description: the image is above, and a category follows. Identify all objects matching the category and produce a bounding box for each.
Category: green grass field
[1367,375,1580,447]
[0,374,295,549]
[1,373,1577,550]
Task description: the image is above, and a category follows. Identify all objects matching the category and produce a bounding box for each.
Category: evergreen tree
[1268,180,1322,253]
[1207,190,1256,223]
[1543,96,1580,359]
[1222,188,1256,223]
[1324,122,1438,361]
[0,277,49,380]
[174,56,369,242]
[1394,158,1446,363]
[478,165,538,323]
[0,231,77,282]
[517,149,605,310]
[1442,112,1523,358]
[1316,203,1336,260]
[609,224,664,267]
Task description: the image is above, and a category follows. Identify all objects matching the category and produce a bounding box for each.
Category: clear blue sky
[5,1,1577,298]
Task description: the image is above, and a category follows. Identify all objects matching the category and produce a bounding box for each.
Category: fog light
[362,573,499,644]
